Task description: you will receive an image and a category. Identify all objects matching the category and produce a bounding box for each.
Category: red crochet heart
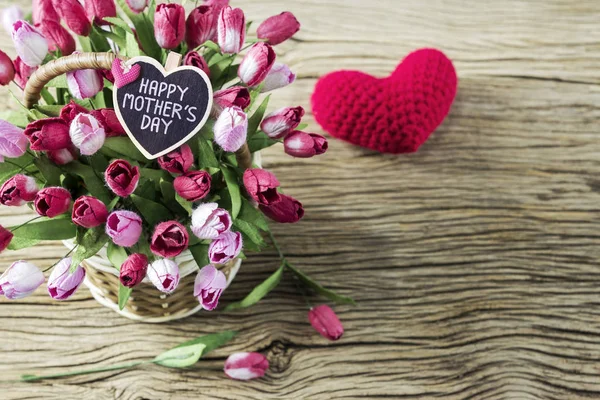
[311,48,457,154]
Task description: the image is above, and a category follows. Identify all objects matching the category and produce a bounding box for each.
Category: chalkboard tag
[113,53,213,160]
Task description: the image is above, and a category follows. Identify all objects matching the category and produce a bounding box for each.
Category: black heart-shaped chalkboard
[113,56,212,159]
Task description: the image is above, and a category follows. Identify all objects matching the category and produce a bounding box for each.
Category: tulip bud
[47,257,86,300]
[259,194,304,224]
[242,168,281,205]
[213,106,247,152]
[0,260,45,299]
[183,51,210,77]
[0,174,38,206]
[261,62,296,93]
[217,6,245,54]
[0,50,15,86]
[11,20,48,68]
[90,109,126,137]
[125,0,147,13]
[0,225,13,253]
[308,305,344,341]
[84,0,117,25]
[208,231,242,265]
[224,352,269,381]
[69,113,105,155]
[237,42,276,87]
[154,3,185,50]
[186,5,218,49]
[191,202,232,240]
[104,159,140,197]
[59,100,88,123]
[71,195,108,228]
[173,170,211,201]
[157,144,193,174]
[213,87,250,114]
[257,12,300,46]
[36,20,76,56]
[34,187,71,218]
[66,66,104,100]
[119,253,148,288]
[194,265,226,310]
[2,6,23,33]
[284,131,328,158]
[260,106,304,139]
[24,118,71,151]
[53,0,91,36]
[0,119,27,161]
[147,258,180,293]
[150,220,189,258]
[32,0,58,25]
[105,210,142,247]
[13,56,37,89]
[47,148,76,165]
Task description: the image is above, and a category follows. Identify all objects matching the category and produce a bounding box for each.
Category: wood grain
[1,0,600,398]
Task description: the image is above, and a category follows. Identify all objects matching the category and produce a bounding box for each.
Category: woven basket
[25,52,256,322]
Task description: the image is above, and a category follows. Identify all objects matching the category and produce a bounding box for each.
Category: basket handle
[22,52,253,169]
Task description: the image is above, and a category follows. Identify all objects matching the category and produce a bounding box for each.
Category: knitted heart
[311,48,457,154]
[111,58,141,89]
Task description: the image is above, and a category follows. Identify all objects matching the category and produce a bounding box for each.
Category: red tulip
[242,168,281,205]
[105,159,140,197]
[71,195,108,228]
[283,131,328,158]
[52,0,91,36]
[224,352,269,381]
[154,3,185,50]
[0,174,38,206]
[119,253,148,288]
[0,225,13,253]
[183,51,210,77]
[84,0,117,25]
[150,220,189,258]
[24,117,72,151]
[36,20,76,56]
[0,50,15,85]
[173,170,211,201]
[91,108,125,137]
[34,187,71,218]
[13,56,37,89]
[157,144,193,175]
[257,12,300,46]
[308,305,344,341]
[237,42,276,87]
[32,0,59,25]
[259,194,304,223]
[217,6,245,54]
[186,5,218,49]
[213,87,250,113]
[59,100,88,123]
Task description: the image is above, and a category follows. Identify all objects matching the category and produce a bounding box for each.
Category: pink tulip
[208,231,242,264]
[237,42,276,87]
[11,20,48,67]
[24,117,71,151]
[0,50,15,86]
[213,87,250,114]
[13,56,37,89]
[204,0,228,10]
[147,258,180,293]
[0,260,45,299]
[37,20,76,56]
[157,144,193,174]
[32,0,58,25]
[257,12,300,46]
[104,159,140,197]
[261,62,296,93]
[173,170,211,202]
[194,264,226,310]
[47,257,86,300]
[0,119,27,161]
[217,6,245,54]
[308,305,344,341]
[90,108,125,137]
[260,106,304,139]
[259,194,304,224]
[125,0,147,14]
[183,51,210,77]
[2,6,24,33]
[47,147,76,165]
[213,106,247,152]
[224,352,269,381]
[69,113,105,155]
[191,202,232,240]
[154,3,185,50]
[284,131,328,158]
[150,220,189,258]
[242,168,281,206]
[34,187,71,218]
[119,253,148,288]
[71,195,108,228]
[59,100,87,123]
[0,225,13,253]
[186,5,218,49]
[52,0,90,36]
[67,66,104,99]
[0,174,38,206]
[105,210,142,247]
[84,0,117,25]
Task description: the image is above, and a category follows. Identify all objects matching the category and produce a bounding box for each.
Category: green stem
[43,246,77,272]
[10,216,43,233]
[267,230,285,261]
[21,360,151,382]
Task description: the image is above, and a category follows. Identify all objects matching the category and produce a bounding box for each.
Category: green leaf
[247,131,278,153]
[0,153,34,183]
[7,236,41,251]
[201,40,221,53]
[34,104,63,117]
[10,217,76,241]
[69,161,112,203]
[175,193,193,215]
[221,166,241,219]
[115,0,137,19]
[130,194,172,227]
[153,343,207,368]
[285,263,356,305]
[125,31,142,57]
[225,265,284,310]
[247,95,271,138]
[238,198,269,231]
[233,219,266,249]
[174,330,237,355]
[296,123,308,131]
[107,196,119,211]
[130,12,161,60]
[102,137,147,162]
[70,226,109,272]
[118,283,132,310]
[107,241,128,270]
[46,75,68,88]
[34,156,62,186]
[103,17,134,33]
[160,179,186,215]
[197,138,219,168]
[188,243,210,268]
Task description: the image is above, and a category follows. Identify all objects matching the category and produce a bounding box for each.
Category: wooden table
[1,0,600,398]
